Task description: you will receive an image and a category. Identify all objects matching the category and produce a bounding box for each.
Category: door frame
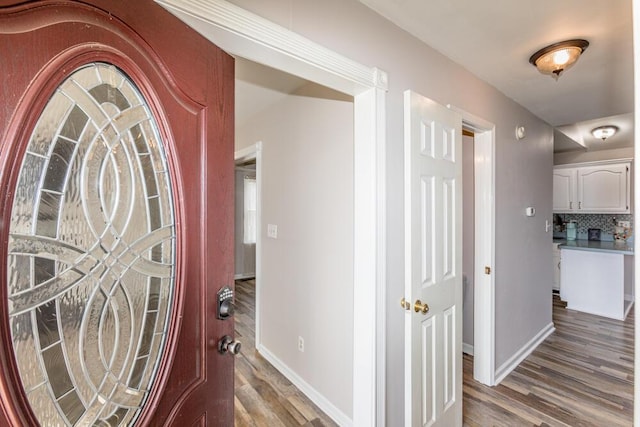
[449,105,497,386]
[633,3,640,426]
[233,157,258,281]
[155,1,388,425]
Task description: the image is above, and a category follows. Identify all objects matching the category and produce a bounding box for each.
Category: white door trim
[156,1,388,425]
[235,142,263,351]
[633,3,640,426]
[448,105,496,386]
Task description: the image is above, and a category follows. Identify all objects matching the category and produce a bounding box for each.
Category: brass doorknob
[414,299,429,314]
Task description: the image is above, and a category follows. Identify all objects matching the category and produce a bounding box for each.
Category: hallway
[235,279,633,426]
[234,279,337,426]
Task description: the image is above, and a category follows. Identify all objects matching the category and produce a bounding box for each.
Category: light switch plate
[267,224,278,239]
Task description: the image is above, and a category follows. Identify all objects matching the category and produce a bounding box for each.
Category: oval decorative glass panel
[7,63,176,426]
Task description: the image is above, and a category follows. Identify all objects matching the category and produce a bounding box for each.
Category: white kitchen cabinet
[577,163,630,213]
[553,160,631,214]
[560,248,634,320]
[552,242,561,291]
[553,168,577,212]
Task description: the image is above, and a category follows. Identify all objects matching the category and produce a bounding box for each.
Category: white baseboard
[494,322,555,385]
[462,343,474,356]
[257,344,352,427]
[624,298,635,319]
[234,273,255,280]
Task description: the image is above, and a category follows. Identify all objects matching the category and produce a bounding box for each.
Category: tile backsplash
[554,213,633,241]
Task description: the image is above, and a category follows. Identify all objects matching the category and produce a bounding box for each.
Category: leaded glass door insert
[7,63,176,426]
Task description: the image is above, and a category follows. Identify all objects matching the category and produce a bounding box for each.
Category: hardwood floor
[464,295,634,426]
[234,279,338,427]
[235,280,634,426]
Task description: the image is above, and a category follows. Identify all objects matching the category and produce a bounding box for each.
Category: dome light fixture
[529,39,589,80]
[591,125,619,141]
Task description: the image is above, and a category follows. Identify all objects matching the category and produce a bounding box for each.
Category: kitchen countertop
[557,239,634,255]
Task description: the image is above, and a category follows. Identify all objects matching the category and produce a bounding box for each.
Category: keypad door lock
[217,286,235,320]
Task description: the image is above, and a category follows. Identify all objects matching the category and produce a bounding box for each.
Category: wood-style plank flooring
[234,279,338,427]
[463,296,634,426]
[235,280,634,426]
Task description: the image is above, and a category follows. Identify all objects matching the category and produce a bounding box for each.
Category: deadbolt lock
[400,297,411,311]
[217,286,235,320]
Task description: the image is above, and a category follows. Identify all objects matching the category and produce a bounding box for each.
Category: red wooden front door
[0,1,235,425]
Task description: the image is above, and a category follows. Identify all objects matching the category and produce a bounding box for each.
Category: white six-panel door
[404,90,462,426]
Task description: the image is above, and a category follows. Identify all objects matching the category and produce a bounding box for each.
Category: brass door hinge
[484,266,491,275]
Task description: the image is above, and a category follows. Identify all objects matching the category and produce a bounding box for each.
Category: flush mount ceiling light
[591,125,619,141]
[529,39,589,80]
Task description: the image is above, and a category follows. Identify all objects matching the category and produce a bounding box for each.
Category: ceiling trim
[156,0,388,94]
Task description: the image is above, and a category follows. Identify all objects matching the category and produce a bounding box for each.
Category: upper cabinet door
[577,163,630,213]
[553,168,577,213]
[553,161,632,214]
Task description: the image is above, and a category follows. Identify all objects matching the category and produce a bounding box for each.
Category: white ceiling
[358,0,634,152]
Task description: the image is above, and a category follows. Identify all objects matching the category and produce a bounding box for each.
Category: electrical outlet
[618,221,631,228]
[298,336,304,352]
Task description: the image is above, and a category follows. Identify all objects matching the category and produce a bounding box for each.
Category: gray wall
[236,82,355,418]
[228,0,554,424]
[554,146,634,164]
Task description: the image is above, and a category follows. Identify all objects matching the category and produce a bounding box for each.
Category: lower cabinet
[560,248,634,320]
[552,243,561,291]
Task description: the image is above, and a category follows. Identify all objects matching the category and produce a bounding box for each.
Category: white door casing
[235,142,263,351]
[404,91,463,426]
[448,105,496,387]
